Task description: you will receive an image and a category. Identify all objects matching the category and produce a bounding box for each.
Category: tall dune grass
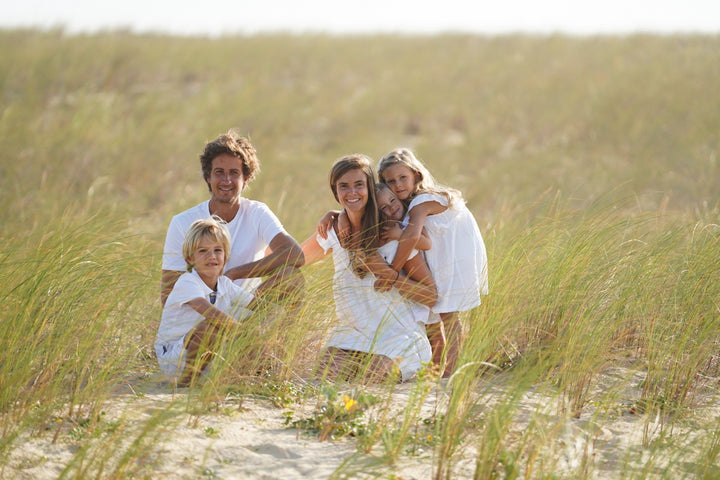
[0,211,156,452]
[1,29,719,478]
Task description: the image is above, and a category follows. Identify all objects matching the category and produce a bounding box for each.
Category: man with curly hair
[161,130,304,308]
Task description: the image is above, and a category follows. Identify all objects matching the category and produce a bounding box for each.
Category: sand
[5,367,718,479]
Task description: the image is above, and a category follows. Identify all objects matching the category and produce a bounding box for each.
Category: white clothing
[378,240,440,325]
[378,240,433,325]
[377,239,409,264]
[162,199,286,291]
[155,270,253,377]
[407,193,488,314]
[317,229,432,381]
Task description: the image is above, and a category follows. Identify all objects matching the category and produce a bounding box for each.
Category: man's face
[207,153,246,204]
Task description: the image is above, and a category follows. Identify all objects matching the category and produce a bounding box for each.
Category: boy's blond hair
[182,216,231,272]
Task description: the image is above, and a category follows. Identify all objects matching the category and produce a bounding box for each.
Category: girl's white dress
[317,228,431,381]
[407,193,488,314]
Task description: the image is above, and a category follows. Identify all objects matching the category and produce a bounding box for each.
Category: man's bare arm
[160,269,184,307]
[224,232,304,281]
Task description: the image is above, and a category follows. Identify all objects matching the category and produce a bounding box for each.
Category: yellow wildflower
[342,395,358,414]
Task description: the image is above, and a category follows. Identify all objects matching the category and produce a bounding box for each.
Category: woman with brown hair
[301,154,437,383]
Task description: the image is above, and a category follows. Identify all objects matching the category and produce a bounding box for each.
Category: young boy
[155,217,254,386]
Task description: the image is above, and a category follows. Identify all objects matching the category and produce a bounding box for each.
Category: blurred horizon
[3,0,720,37]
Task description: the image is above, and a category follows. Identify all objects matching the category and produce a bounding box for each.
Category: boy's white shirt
[156,270,253,345]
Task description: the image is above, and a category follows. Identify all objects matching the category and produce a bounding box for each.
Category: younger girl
[378,147,488,377]
[155,217,254,386]
[376,182,432,252]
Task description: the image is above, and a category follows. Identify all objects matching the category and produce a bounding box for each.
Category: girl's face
[380,163,417,201]
[335,168,368,214]
[377,188,404,221]
[188,236,226,286]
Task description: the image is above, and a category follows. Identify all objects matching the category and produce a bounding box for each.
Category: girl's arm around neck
[316,210,341,240]
[381,222,430,250]
[390,200,442,271]
[395,253,437,307]
[415,227,432,251]
[390,219,423,272]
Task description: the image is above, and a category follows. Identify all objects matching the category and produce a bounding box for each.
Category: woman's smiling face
[335,168,368,213]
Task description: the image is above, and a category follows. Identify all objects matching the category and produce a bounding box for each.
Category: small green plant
[68,419,91,442]
[201,467,217,478]
[285,385,379,441]
[224,379,318,409]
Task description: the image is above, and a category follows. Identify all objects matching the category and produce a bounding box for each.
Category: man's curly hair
[200,129,260,191]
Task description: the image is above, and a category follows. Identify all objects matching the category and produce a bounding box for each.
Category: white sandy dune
[6,367,718,479]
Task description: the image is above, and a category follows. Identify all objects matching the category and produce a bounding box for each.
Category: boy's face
[377,189,404,221]
[188,236,225,285]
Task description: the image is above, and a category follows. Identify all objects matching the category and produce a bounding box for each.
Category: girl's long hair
[329,154,380,277]
[377,147,462,207]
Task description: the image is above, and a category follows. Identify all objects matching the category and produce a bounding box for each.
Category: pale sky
[2,0,720,36]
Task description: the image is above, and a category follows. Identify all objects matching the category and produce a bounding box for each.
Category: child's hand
[336,211,352,247]
[380,221,403,243]
[373,268,399,292]
[316,210,339,239]
[374,276,393,292]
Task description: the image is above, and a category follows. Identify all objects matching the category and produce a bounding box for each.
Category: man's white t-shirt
[162,198,285,291]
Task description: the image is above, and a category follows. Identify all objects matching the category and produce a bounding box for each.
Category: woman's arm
[300,234,329,266]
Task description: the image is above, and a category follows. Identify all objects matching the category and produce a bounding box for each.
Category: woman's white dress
[317,228,431,381]
[407,193,488,314]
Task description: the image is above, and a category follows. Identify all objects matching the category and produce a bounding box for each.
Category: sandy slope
[5,368,718,479]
